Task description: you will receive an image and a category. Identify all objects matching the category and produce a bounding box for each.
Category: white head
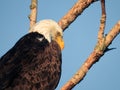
[29,19,64,50]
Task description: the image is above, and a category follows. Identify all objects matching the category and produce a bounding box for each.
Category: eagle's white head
[29,19,64,50]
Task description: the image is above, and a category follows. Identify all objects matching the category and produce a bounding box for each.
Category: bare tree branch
[105,21,120,47]
[60,20,120,90]
[98,0,106,40]
[61,0,120,90]
[96,0,106,53]
[29,0,38,29]
[58,0,98,31]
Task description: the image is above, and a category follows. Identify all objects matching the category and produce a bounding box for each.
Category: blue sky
[0,0,120,90]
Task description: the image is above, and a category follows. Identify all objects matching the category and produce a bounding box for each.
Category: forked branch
[61,0,120,90]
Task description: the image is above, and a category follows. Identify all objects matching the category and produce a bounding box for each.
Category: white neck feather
[29,19,63,42]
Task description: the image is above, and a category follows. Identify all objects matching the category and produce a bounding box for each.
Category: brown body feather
[0,32,62,90]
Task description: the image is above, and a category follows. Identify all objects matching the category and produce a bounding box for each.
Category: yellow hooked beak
[55,35,64,50]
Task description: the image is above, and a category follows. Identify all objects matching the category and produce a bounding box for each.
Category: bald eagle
[0,20,64,90]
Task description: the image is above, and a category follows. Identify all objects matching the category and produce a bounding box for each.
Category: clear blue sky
[0,0,120,90]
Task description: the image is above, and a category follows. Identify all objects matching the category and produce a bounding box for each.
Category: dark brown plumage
[0,32,62,90]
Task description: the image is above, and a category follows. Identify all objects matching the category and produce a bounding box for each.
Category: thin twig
[29,0,38,29]
[98,0,106,40]
[95,0,106,52]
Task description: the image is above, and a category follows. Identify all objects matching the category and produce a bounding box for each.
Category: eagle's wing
[0,32,61,90]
